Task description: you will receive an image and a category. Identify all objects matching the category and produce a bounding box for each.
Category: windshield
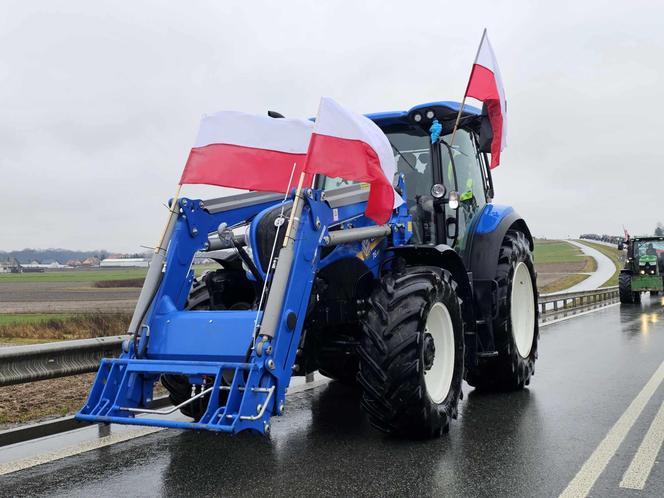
[319,125,431,195]
[635,240,664,256]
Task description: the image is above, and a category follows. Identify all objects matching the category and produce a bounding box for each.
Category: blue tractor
[77,101,538,438]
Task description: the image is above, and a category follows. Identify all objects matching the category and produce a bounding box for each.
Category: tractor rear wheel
[619,272,639,304]
[358,265,464,438]
[465,230,539,391]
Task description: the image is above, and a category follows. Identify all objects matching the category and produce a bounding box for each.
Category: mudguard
[465,204,533,281]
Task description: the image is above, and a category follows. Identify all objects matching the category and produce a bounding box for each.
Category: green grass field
[0,264,218,284]
[533,239,596,292]
[0,313,75,326]
[534,240,584,264]
[0,268,148,283]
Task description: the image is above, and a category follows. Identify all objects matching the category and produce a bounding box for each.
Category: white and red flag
[465,29,507,168]
[179,111,313,192]
[304,97,402,224]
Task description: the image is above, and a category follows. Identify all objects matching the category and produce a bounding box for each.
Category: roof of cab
[366,101,482,127]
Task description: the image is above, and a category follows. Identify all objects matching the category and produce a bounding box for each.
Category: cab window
[442,129,487,251]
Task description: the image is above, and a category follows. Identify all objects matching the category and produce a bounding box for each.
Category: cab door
[437,129,488,252]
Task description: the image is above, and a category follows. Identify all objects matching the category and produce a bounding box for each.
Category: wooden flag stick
[155,184,182,253]
[282,172,307,247]
[448,95,468,150]
[448,28,487,149]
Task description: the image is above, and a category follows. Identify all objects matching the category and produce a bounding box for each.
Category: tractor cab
[366,102,493,253]
[631,237,664,274]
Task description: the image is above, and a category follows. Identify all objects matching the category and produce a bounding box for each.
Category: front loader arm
[77,186,410,435]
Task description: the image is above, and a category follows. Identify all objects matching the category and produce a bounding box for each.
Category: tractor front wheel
[358,265,464,438]
[619,272,640,304]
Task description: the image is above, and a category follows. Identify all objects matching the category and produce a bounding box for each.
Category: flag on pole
[465,29,507,168]
[304,97,402,224]
[179,111,313,192]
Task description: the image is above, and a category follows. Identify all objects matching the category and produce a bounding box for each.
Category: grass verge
[0,312,131,342]
[574,240,622,287]
[0,268,148,283]
[539,273,589,294]
[0,313,75,326]
[534,240,584,264]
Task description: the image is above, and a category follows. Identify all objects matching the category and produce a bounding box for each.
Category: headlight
[431,183,446,199]
[448,191,459,210]
[640,270,646,274]
[413,113,422,123]
[426,110,435,119]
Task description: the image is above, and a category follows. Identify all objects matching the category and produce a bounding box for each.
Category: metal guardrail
[0,287,620,388]
[539,286,619,323]
[0,336,126,387]
[0,287,620,448]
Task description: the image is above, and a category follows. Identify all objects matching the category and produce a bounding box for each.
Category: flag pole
[156,184,182,252]
[448,28,487,148]
[126,183,182,341]
[282,171,306,246]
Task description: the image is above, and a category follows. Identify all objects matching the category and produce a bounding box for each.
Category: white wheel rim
[511,262,535,358]
[423,302,455,404]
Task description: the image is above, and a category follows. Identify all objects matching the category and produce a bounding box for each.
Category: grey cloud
[1,0,663,251]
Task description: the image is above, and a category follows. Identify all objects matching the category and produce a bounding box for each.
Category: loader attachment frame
[77,186,410,434]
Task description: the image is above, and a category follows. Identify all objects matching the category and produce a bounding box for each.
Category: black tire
[465,230,539,391]
[619,272,640,304]
[358,265,464,438]
[317,333,360,385]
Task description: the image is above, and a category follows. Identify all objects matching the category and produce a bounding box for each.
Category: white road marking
[0,426,163,476]
[559,359,664,498]
[620,400,664,490]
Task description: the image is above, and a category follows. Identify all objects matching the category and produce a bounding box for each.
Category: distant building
[81,257,100,267]
[100,258,149,268]
[21,261,70,270]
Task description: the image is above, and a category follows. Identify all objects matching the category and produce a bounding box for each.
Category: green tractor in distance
[619,236,664,303]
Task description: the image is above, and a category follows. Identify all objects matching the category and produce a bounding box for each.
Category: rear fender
[466,204,533,281]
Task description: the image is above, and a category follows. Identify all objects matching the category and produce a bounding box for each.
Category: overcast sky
[2,1,663,252]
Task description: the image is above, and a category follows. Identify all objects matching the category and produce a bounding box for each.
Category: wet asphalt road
[1,297,664,498]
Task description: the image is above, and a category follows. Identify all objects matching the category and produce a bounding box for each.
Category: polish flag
[465,29,507,168]
[179,111,313,193]
[304,97,402,224]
